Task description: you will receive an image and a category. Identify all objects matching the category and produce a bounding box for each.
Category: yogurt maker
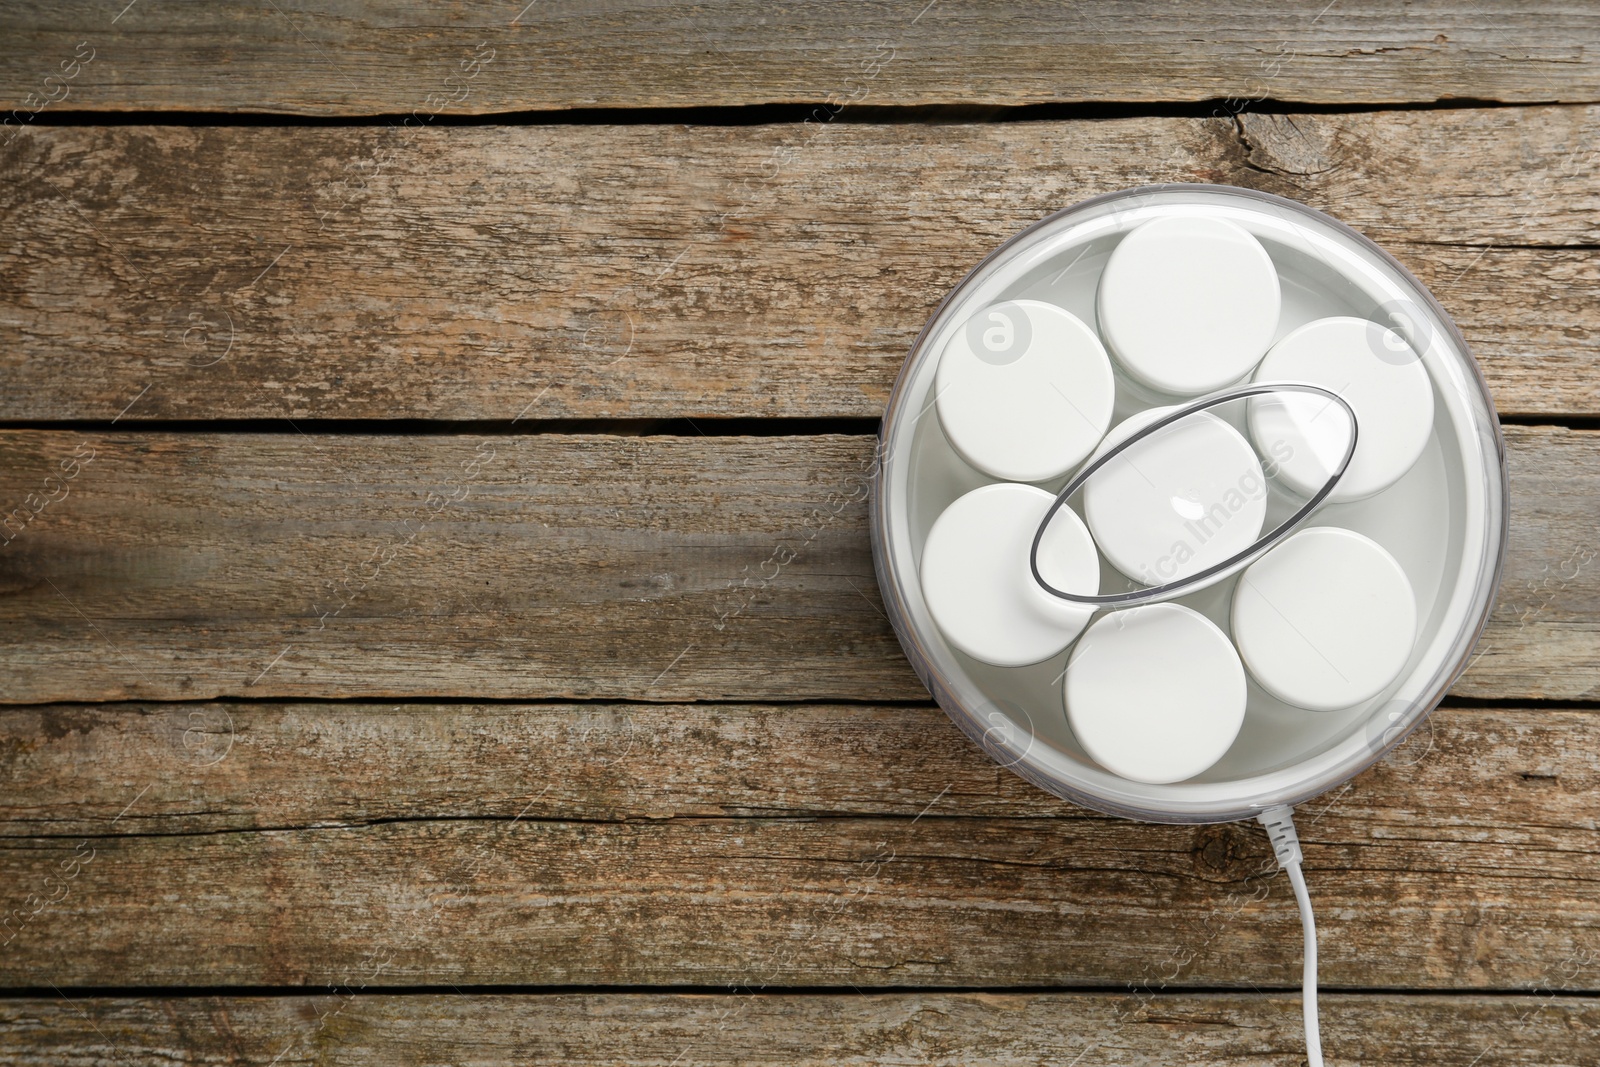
[870,183,1508,824]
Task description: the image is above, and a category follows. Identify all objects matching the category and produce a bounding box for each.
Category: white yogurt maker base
[869,184,1509,824]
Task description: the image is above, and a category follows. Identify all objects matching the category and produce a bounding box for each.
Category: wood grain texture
[0,703,1581,831]
[1,993,1596,1066]
[2,108,1599,420]
[0,427,1591,703]
[0,1,1594,1040]
[0,702,1596,989]
[3,0,1599,114]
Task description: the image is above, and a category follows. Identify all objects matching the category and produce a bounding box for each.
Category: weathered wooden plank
[2,109,1598,421]
[1,1,1596,115]
[0,431,906,702]
[0,705,1596,988]
[0,806,1592,990]
[0,703,1583,833]
[0,427,1591,703]
[0,993,1595,1066]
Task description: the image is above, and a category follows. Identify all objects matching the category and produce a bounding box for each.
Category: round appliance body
[868,184,1509,824]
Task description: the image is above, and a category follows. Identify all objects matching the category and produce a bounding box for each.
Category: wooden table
[1,3,1597,1063]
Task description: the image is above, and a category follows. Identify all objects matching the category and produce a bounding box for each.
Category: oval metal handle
[1029,381,1359,608]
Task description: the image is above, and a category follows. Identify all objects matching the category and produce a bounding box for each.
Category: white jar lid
[1249,316,1434,502]
[1232,526,1417,711]
[1082,406,1267,587]
[1064,603,1247,784]
[935,299,1115,482]
[920,483,1099,667]
[1097,215,1281,395]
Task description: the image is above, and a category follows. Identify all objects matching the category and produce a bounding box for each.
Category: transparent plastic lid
[869,184,1509,824]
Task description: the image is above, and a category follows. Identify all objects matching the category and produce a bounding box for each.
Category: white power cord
[1258,805,1323,1067]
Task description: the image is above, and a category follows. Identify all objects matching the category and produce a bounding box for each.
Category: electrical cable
[1258,805,1323,1067]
